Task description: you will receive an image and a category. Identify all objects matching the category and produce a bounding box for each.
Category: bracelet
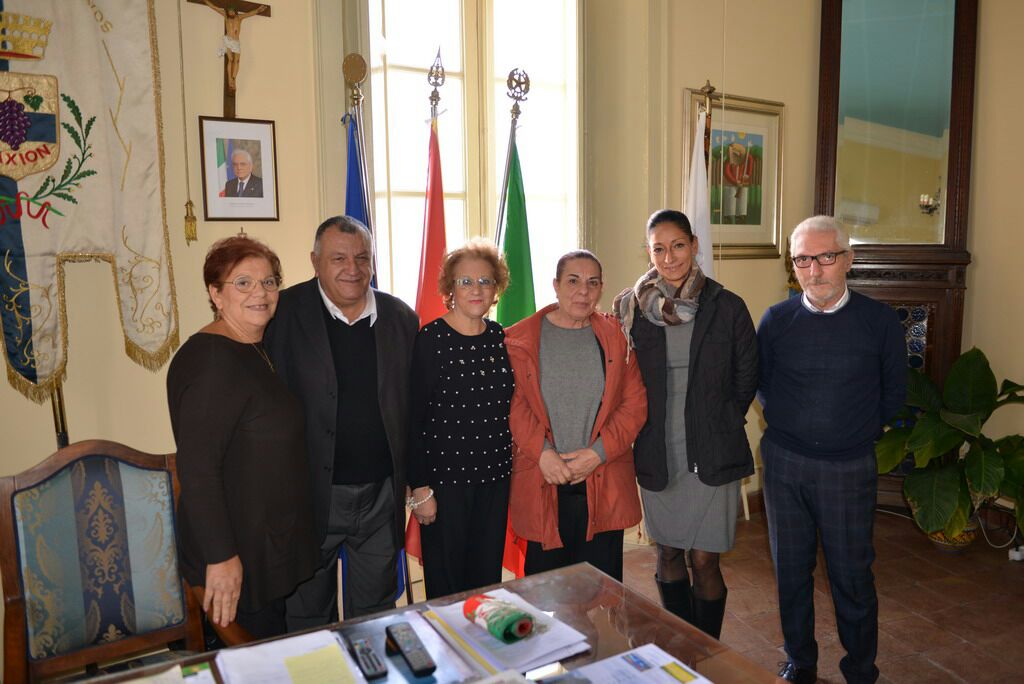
[406,488,434,509]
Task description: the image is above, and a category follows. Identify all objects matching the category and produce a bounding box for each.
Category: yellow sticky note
[661,661,697,682]
[283,644,356,684]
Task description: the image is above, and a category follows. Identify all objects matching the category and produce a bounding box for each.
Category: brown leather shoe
[778,661,817,684]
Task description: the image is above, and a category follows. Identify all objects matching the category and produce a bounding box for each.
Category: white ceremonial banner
[686,110,715,279]
[0,0,177,402]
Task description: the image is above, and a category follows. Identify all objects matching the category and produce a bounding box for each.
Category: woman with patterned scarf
[614,209,758,639]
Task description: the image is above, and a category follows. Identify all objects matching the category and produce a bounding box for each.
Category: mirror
[834,0,955,244]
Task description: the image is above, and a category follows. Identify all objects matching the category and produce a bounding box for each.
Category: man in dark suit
[265,216,418,626]
[224,149,264,198]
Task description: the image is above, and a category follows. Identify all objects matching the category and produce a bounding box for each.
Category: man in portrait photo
[224,148,264,198]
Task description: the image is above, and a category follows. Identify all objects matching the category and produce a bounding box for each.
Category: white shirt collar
[318,281,377,326]
[801,286,850,314]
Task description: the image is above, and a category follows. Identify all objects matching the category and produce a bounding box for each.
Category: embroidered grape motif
[0,98,31,151]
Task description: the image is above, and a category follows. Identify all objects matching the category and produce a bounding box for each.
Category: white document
[215,629,359,684]
[540,643,713,683]
[427,588,589,674]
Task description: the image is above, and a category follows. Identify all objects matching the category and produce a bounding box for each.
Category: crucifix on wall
[189,0,271,118]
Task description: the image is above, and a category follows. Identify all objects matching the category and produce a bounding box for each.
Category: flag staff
[495,68,530,247]
[699,79,716,167]
[50,382,69,448]
[343,53,374,236]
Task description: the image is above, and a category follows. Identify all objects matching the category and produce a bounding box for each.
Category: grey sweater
[539,318,607,462]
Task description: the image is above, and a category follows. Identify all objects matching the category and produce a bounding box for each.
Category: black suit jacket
[225,174,264,198]
[265,278,419,548]
[627,278,759,489]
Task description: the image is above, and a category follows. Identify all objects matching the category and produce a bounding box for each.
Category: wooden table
[92,563,775,682]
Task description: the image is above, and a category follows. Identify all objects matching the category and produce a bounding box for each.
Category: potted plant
[875,348,1024,544]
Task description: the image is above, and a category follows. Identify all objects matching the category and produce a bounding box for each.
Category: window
[364,0,579,304]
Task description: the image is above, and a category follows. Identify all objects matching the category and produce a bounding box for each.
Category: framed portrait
[683,90,784,259]
[199,116,279,221]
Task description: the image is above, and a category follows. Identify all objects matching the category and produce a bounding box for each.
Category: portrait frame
[683,90,784,259]
[199,116,279,221]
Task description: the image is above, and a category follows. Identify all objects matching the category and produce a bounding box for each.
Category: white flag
[685,110,715,279]
[0,1,177,402]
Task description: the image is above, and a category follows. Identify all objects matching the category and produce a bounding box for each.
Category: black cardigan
[627,278,759,489]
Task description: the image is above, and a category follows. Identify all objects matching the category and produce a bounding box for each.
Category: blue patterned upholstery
[12,455,185,660]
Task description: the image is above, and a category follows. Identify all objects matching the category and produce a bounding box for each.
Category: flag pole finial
[428,49,446,119]
[698,79,716,113]
[506,68,530,122]
[495,68,531,245]
[343,53,368,109]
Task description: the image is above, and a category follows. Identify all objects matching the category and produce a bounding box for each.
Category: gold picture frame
[683,89,784,259]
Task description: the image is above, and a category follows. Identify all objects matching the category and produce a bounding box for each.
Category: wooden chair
[0,440,205,682]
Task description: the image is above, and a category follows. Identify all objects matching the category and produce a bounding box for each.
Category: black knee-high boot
[655,575,694,624]
[692,588,728,639]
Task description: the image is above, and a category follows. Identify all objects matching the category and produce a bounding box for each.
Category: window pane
[383,0,463,71]
[493,0,568,81]
[385,71,466,193]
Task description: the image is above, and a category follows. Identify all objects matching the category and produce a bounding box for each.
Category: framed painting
[683,90,783,259]
[199,116,279,221]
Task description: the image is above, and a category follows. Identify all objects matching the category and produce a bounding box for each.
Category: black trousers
[285,478,397,630]
[421,479,510,599]
[762,438,879,684]
[524,485,624,582]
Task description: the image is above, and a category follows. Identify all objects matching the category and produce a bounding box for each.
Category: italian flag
[216,138,233,197]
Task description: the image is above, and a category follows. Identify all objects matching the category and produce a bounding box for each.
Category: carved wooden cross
[188,0,271,118]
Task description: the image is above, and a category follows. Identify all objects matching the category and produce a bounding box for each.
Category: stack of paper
[540,644,713,683]
[215,629,359,684]
[424,588,589,675]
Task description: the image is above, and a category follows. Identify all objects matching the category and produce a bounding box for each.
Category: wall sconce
[919,177,942,215]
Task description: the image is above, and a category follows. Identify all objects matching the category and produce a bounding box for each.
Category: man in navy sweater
[758,216,906,684]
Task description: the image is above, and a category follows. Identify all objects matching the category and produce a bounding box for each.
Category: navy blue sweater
[757,291,907,459]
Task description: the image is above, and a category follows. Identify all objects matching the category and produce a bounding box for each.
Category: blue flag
[344,113,376,286]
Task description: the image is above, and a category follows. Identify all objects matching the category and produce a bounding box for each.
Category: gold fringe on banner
[5,364,67,405]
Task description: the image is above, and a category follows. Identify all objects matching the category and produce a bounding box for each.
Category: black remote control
[348,637,387,679]
[385,621,436,677]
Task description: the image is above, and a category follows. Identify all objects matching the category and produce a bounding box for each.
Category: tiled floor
[621,508,1024,683]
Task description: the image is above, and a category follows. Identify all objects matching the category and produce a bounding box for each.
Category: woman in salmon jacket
[504,249,647,581]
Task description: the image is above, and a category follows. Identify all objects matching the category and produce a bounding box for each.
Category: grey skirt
[641,471,740,552]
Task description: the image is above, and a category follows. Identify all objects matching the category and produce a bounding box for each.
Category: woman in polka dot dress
[407,240,514,598]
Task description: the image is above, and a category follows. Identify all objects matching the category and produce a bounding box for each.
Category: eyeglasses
[221,275,281,293]
[791,250,847,268]
[454,276,496,289]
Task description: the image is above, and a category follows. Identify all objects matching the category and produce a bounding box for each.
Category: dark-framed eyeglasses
[221,275,281,293]
[454,276,496,289]
[791,250,847,268]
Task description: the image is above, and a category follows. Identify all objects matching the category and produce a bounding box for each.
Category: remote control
[348,637,387,679]
[385,621,436,677]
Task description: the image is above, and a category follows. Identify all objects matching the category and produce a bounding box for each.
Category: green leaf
[999,379,1024,396]
[84,116,96,140]
[52,192,77,204]
[61,122,82,150]
[904,461,963,533]
[943,478,973,538]
[1000,437,1024,497]
[1015,484,1024,537]
[939,409,985,437]
[943,348,997,417]
[75,170,97,180]
[875,427,912,473]
[61,93,82,127]
[58,158,73,185]
[906,369,942,412]
[35,176,53,196]
[906,412,965,467]
[964,441,1004,504]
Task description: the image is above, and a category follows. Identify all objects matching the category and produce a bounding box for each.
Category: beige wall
[2,0,327,469]
[963,0,1024,437]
